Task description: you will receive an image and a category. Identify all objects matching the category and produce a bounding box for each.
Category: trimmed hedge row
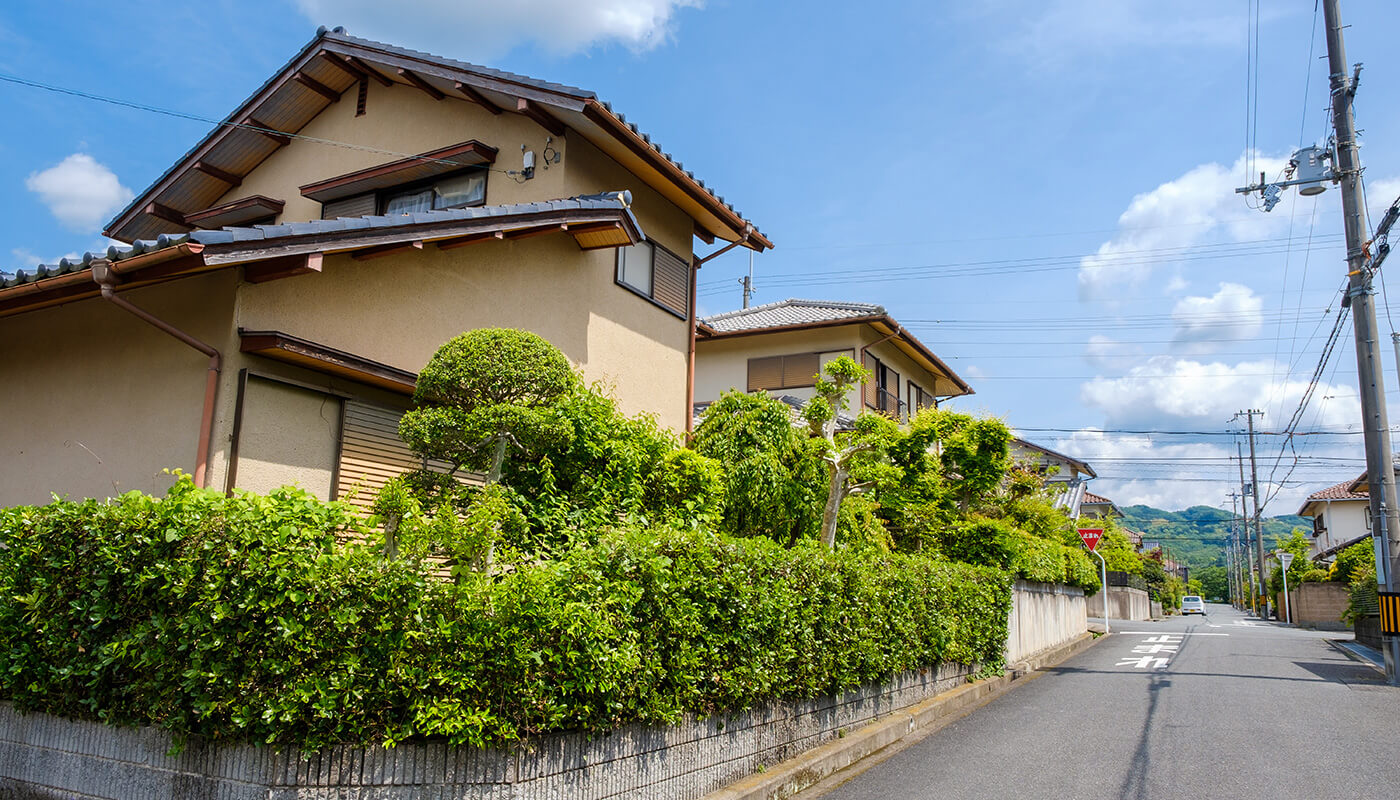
[0,480,1012,750]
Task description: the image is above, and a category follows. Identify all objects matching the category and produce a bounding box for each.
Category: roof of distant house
[1082,492,1114,505]
[696,299,973,398]
[700,299,885,333]
[1009,437,1097,479]
[1296,478,1371,516]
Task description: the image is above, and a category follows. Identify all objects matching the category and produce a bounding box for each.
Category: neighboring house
[1297,478,1372,562]
[1079,491,1124,520]
[692,299,972,423]
[1008,437,1097,516]
[0,27,770,508]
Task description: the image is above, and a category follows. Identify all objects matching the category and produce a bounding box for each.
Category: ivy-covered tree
[692,390,824,546]
[802,356,898,549]
[399,328,575,485]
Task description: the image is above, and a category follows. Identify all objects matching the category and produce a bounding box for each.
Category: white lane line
[1115,632,1230,636]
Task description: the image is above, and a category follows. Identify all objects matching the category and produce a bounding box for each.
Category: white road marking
[1115,632,1230,636]
[1132,644,1179,654]
[1116,656,1170,669]
[1142,635,1182,643]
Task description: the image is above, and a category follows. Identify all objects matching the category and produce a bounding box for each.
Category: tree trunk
[820,461,846,548]
[486,435,507,485]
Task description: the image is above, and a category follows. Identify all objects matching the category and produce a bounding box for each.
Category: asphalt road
[807,603,1399,800]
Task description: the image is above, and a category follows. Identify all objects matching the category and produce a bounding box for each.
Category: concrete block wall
[0,663,975,800]
[1280,582,1350,630]
[1006,580,1087,664]
[1088,586,1151,621]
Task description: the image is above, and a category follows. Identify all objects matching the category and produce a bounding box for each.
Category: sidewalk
[1329,638,1385,672]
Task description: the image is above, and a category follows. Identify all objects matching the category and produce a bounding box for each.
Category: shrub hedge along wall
[0,480,1012,750]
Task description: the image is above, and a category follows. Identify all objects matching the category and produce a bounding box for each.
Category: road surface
[807,603,1397,800]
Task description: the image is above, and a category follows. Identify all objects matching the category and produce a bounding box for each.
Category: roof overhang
[240,329,416,394]
[696,313,973,398]
[1010,437,1097,479]
[2,203,641,319]
[103,30,769,251]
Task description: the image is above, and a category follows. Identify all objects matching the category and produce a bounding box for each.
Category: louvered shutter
[321,193,377,220]
[863,354,878,408]
[782,353,819,388]
[748,356,785,391]
[336,401,479,512]
[651,245,690,315]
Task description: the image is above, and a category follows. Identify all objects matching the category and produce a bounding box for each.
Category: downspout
[689,224,753,436]
[91,260,222,489]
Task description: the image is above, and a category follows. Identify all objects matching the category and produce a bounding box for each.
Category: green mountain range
[1117,504,1310,572]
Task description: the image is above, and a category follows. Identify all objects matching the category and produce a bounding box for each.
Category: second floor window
[383,170,486,215]
[863,354,902,417]
[616,240,690,318]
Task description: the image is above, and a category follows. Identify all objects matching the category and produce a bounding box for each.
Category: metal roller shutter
[651,245,690,316]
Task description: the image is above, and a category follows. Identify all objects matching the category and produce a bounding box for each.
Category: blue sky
[4,0,1400,513]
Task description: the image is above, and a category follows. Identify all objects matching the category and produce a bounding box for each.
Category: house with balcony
[1297,477,1373,562]
[0,27,769,508]
[692,299,972,423]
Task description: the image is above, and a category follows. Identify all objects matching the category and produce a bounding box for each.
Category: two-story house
[1297,477,1373,562]
[0,28,770,508]
[692,299,972,422]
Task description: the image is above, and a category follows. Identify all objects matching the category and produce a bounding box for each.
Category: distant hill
[1117,504,1310,572]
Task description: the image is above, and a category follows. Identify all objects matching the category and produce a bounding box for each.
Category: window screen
[434,171,486,208]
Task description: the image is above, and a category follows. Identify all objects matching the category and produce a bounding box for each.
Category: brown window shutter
[863,353,878,407]
[748,356,785,392]
[336,400,480,513]
[782,353,820,388]
[651,245,690,315]
[886,367,900,412]
[322,192,376,220]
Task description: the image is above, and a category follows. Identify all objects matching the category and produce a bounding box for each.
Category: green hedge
[938,517,1099,591]
[0,480,1011,750]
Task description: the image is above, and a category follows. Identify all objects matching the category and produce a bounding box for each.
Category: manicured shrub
[0,480,1012,750]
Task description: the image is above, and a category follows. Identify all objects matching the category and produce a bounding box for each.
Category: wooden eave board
[240,334,416,395]
[185,196,286,228]
[299,141,498,202]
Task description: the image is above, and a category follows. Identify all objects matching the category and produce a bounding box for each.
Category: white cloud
[9,247,79,271]
[25,154,133,233]
[1078,152,1291,300]
[1079,354,1360,431]
[295,0,703,61]
[988,0,1279,71]
[1171,282,1262,355]
[1083,334,1141,369]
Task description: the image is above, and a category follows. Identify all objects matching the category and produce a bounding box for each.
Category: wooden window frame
[614,239,690,319]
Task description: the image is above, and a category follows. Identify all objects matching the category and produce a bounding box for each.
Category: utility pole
[1227,491,1242,609]
[1239,410,1269,618]
[1323,0,1400,683]
[1234,434,1263,616]
[739,249,755,308]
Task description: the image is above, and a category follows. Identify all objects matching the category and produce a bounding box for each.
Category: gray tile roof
[3,192,635,289]
[701,299,885,333]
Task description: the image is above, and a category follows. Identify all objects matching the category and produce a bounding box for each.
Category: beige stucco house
[0,28,770,508]
[1297,478,1373,562]
[693,299,972,423]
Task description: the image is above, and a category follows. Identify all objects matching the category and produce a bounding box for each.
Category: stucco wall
[234,234,690,431]
[232,377,342,501]
[218,79,696,264]
[694,324,953,421]
[1280,582,1350,630]
[1315,501,1368,558]
[0,273,241,507]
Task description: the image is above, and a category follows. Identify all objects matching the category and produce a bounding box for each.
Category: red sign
[1077,528,1104,551]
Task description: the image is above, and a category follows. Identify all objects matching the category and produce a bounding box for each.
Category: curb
[701,631,1104,800]
[1325,638,1385,674]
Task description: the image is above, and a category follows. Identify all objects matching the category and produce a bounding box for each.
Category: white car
[1180,596,1205,615]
